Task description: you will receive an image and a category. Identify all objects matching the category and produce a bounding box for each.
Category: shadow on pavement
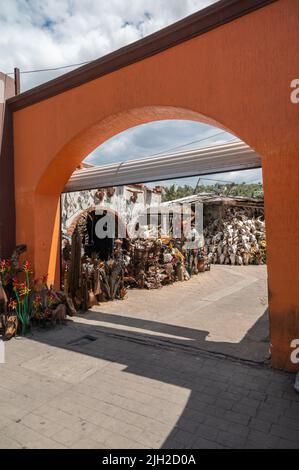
[20,308,286,449]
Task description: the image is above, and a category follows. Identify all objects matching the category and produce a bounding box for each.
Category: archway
[6,0,299,370]
[65,204,128,253]
[64,205,128,242]
[28,106,237,285]
[61,125,268,365]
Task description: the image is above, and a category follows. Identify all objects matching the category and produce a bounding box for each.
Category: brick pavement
[89,265,270,363]
[1,319,298,449]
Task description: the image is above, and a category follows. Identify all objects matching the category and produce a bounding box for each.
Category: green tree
[162,182,263,201]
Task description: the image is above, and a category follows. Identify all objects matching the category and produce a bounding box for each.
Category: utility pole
[194,176,201,193]
[14,67,20,95]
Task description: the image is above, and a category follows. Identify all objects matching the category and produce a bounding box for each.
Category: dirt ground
[79,264,270,363]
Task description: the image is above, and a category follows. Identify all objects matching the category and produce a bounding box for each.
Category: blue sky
[0,0,262,186]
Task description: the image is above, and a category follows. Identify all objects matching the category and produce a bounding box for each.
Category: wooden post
[14,68,20,95]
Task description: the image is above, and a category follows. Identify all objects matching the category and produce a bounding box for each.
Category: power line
[112,132,237,163]
[162,174,262,186]
[170,176,237,185]
[6,59,93,75]
[197,177,242,184]
[195,176,262,185]
[149,131,233,157]
[192,169,262,186]
[88,130,237,167]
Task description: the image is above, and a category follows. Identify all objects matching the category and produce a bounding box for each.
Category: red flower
[23,260,32,273]
[13,281,30,298]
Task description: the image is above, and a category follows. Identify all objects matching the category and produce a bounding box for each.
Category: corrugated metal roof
[64,141,261,193]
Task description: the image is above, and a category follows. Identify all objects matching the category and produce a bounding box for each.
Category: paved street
[89,265,270,363]
[0,266,298,449]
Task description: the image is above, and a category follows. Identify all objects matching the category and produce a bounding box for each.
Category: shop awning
[64,141,261,193]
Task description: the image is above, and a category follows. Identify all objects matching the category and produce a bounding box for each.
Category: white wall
[61,186,162,238]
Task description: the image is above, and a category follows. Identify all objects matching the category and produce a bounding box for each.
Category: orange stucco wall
[12,0,299,370]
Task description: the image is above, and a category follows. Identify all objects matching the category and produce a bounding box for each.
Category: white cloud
[0,0,216,90]
[85,120,237,165]
[0,0,262,185]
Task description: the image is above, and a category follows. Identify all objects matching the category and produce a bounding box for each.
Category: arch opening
[34,106,247,291]
[60,116,268,365]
